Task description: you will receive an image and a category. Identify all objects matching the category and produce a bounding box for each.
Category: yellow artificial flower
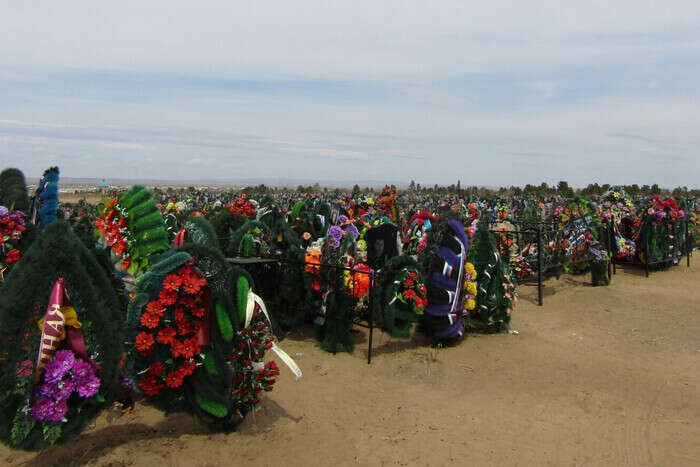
[465,262,477,278]
[465,299,476,310]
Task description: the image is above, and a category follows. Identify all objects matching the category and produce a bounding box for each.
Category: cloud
[0,1,698,187]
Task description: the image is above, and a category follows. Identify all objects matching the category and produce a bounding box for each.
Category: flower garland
[0,206,26,280]
[229,306,280,410]
[95,198,132,270]
[645,195,684,226]
[402,211,435,256]
[376,185,398,221]
[134,261,207,397]
[394,268,427,314]
[556,199,602,274]
[344,262,372,300]
[227,194,256,218]
[462,262,477,314]
[615,235,636,259]
[95,187,170,279]
[600,188,635,223]
[637,195,685,265]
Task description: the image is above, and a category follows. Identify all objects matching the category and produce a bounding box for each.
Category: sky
[0,1,699,188]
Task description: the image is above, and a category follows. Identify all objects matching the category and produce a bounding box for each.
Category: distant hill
[26,176,408,190]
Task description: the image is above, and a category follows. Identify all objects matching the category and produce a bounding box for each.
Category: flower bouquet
[587,241,611,286]
[0,206,27,281]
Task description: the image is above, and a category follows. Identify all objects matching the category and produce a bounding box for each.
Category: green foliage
[118,185,170,260]
[236,276,250,323]
[42,423,62,445]
[194,391,228,418]
[216,302,233,342]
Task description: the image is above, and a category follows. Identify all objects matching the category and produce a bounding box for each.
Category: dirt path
[4,262,700,466]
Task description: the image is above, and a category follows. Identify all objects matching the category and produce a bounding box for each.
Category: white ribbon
[245,290,303,380]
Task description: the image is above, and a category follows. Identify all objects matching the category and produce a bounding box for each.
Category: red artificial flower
[146,300,166,317]
[5,248,21,264]
[120,258,131,271]
[165,370,184,388]
[311,280,321,291]
[182,274,207,295]
[158,288,178,306]
[175,308,186,324]
[172,338,198,359]
[191,306,206,318]
[113,240,128,256]
[147,362,164,377]
[408,272,419,280]
[157,327,177,345]
[403,278,414,287]
[135,332,155,355]
[403,289,416,300]
[418,284,427,296]
[138,376,164,397]
[163,274,183,292]
[181,275,202,295]
[140,311,161,329]
[179,359,196,376]
[180,337,199,358]
[176,320,192,336]
[179,295,195,308]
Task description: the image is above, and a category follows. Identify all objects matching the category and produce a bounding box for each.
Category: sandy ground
[3,261,699,467]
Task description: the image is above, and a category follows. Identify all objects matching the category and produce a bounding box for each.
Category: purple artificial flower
[51,379,76,401]
[43,350,75,384]
[344,224,359,239]
[9,211,25,224]
[31,397,55,421]
[71,359,92,381]
[337,215,348,224]
[328,226,343,248]
[53,350,76,373]
[43,362,66,385]
[36,382,55,399]
[0,206,7,216]
[50,399,69,422]
[121,376,134,389]
[75,375,100,398]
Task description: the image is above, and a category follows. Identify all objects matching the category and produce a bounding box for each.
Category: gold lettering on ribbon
[36,304,65,373]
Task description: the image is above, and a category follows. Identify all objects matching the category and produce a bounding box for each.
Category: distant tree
[409,180,416,192]
[651,183,661,195]
[557,180,575,198]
